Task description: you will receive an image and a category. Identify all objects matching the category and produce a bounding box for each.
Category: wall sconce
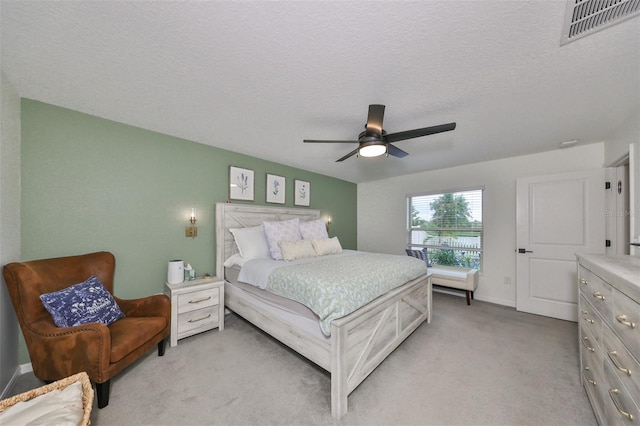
[325,215,332,231]
[186,208,198,238]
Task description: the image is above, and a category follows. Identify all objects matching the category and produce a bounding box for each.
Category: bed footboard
[330,273,431,419]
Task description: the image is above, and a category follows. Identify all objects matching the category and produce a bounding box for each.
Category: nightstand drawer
[178,305,219,334]
[178,287,219,314]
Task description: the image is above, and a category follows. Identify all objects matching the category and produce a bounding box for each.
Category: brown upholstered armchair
[3,251,171,409]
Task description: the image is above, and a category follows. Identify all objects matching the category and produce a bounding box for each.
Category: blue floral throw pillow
[40,276,125,328]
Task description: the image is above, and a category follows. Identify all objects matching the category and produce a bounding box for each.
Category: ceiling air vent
[561,0,640,45]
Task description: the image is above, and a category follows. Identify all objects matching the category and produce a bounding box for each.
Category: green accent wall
[19,99,357,363]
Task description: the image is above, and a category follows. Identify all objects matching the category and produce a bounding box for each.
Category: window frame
[407,186,484,270]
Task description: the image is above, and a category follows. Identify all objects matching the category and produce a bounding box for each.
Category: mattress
[225,266,330,343]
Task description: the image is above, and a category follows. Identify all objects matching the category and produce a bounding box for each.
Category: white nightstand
[164,277,224,347]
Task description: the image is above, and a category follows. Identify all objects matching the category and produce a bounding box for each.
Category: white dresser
[577,254,640,425]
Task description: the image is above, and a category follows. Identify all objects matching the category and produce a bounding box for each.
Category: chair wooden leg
[158,338,166,356]
[96,380,110,408]
[466,290,471,305]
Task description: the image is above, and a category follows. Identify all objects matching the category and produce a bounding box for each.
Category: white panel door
[516,169,605,321]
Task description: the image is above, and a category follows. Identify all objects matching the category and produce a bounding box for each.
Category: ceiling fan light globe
[359,144,387,158]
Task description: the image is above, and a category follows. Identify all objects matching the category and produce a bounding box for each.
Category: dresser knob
[608,389,634,421]
[608,351,632,376]
[616,314,636,329]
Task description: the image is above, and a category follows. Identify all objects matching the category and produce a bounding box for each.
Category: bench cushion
[429,267,478,291]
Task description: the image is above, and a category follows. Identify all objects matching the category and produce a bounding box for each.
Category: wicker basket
[0,371,93,426]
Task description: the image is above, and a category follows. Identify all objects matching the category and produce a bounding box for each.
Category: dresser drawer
[581,323,604,377]
[603,361,640,425]
[604,324,640,403]
[579,266,612,321]
[177,287,219,314]
[611,288,640,361]
[178,305,219,335]
[580,295,603,347]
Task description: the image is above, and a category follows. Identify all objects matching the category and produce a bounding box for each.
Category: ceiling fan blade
[303,139,358,144]
[385,122,456,143]
[387,143,409,158]
[365,104,385,135]
[336,147,360,162]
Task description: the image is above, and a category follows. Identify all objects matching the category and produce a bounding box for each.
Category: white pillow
[223,254,249,268]
[299,219,329,240]
[312,237,343,256]
[0,381,84,426]
[229,225,270,260]
[280,240,317,261]
[263,218,301,260]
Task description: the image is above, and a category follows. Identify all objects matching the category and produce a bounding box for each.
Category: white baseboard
[0,362,33,399]
[19,362,33,375]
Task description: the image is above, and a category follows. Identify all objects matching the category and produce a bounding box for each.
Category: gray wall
[0,71,21,394]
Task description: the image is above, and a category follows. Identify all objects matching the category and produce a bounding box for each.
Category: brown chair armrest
[115,294,171,319]
[25,320,111,381]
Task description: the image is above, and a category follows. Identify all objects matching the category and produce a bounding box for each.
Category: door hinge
[605,181,611,189]
[606,240,611,247]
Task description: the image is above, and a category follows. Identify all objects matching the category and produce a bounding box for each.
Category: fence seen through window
[408,188,483,269]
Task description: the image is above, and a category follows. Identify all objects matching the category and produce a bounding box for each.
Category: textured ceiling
[2,1,639,183]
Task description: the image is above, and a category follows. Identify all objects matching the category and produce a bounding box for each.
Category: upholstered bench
[429,265,478,305]
[406,249,478,305]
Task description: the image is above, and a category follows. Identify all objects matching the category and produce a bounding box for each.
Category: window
[408,188,483,269]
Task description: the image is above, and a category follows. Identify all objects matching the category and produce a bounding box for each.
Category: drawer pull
[579,278,588,285]
[608,389,634,421]
[592,292,606,301]
[188,313,212,323]
[608,351,632,376]
[581,336,595,352]
[581,311,595,325]
[616,314,636,329]
[584,367,597,386]
[189,296,212,304]
[582,311,595,324]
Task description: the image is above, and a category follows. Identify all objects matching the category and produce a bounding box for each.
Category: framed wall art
[294,179,310,206]
[229,166,254,201]
[266,174,286,204]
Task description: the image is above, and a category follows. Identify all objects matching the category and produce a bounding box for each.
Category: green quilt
[266,253,427,336]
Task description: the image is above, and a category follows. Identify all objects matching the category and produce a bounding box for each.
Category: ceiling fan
[303,104,456,162]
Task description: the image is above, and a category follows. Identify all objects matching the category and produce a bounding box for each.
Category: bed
[215,203,432,419]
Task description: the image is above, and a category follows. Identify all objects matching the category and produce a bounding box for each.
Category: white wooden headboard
[215,203,321,277]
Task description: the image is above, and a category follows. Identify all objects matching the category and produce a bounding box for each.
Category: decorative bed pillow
[299,219,329,240]
[230,225,271,260]
[280,239,317,261]
[312,237,343,256]
[39,276,125,328]
[263,218,301,260]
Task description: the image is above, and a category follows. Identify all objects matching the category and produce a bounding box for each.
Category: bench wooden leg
[466,290,471,305]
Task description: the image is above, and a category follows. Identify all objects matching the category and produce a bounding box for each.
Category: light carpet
[7,292,597,425]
